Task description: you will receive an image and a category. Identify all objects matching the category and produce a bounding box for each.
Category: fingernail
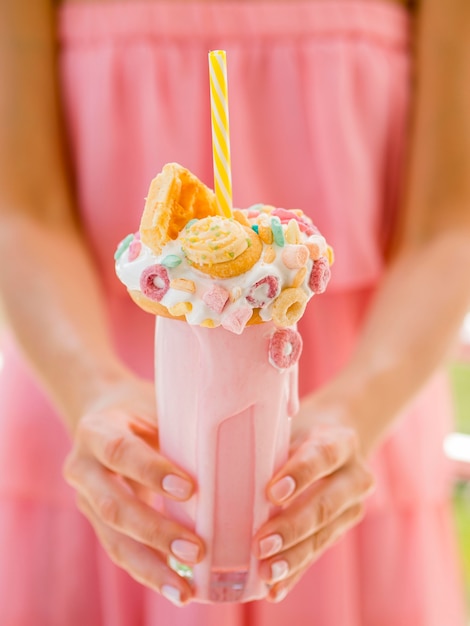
[269,476,296,503]
[161,584,184,607]
[271,559,289,582]
[272,586,289,603]
[162,474,192,500]
[171,539,200,564]
[259,533,283,558]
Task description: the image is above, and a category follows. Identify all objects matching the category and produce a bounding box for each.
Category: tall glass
[155,317,299,603]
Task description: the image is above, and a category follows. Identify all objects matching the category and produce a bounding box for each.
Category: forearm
[332,232,470,453]
[0,213,132,432]
[0,0,132,432]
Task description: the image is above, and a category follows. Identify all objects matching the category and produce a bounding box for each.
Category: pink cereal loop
[269,328,303,370]
[308,257,331,294]
[140,264,170,301]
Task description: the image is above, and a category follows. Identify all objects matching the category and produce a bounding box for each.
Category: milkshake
[115,163,332,602]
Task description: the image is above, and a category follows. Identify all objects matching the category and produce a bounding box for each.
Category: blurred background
[0,308,469,617]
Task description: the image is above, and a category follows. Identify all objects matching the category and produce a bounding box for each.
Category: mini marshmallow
[203,284,230,314]
[221,307,253,334]
[281,245,309,269]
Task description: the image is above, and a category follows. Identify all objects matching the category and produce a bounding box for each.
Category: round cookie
[187,226,263,279]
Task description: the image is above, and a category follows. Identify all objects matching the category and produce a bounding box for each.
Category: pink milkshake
[115,163,332,603]
[156,318,299,602]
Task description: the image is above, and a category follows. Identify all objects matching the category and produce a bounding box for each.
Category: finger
[78,416,194,501]
[267,428,358,505]
[255,462,374,559]
[259,503,365,586]
[76,495,193,606]
[66,457,204,565]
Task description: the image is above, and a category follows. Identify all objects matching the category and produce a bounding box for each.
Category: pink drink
[156,316,299,603]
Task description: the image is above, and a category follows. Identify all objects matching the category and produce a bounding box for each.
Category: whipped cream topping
[115,205,331,333]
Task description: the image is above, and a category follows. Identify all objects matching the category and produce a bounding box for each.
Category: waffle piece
[140,163,220,255]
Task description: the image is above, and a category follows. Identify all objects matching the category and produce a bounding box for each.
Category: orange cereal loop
[128,290,186,320]
[326,245,335,265]
[170,278,196,293]
[263,245,276,264]
[292,266,307,288]
[233,209,251,227]
[140,163,220,255]
[285,219,301,244]
[258,224,274,245]
[168,301,193,317]
[271,288,308,327]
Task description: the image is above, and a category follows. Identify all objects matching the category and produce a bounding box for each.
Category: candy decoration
[203,284,230,313]
[292,266,307,288]
[285,219,301,244]
[270,217,285,247]
[233,209,250,227]
[114,234,134,261]
[281,245,309,269]
[209,50,233,218]
[269,328,303,370]
[140,264,170,301]
[246,276,280,308]
[258,224,274,245]
[171,278,196,293]
[128,238,142,262]
[271,288,308,327]
[221,306,253,334]
[263,245,276,264]
[168,301,192,317]
[251,224,259,234]
[309,257,331,294]
[201,318,219,328]
[161,254,183,268]
[326,245,335,266]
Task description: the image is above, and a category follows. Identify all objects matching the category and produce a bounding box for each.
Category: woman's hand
[63,376,204,606]
[254,394,375,603]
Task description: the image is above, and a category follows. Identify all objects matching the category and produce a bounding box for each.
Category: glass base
[209,570,248,602]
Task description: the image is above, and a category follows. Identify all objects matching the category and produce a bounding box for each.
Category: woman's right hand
[63,376,203,606]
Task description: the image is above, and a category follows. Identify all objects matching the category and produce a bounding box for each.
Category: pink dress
[0,1,466,624]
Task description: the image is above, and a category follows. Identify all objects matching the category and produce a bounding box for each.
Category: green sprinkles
[251,224,259,234]
[161,255,182,268]
[271,217,285,247]
[114,233,134,261]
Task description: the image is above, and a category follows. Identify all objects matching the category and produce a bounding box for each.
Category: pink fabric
[0,0,466,624]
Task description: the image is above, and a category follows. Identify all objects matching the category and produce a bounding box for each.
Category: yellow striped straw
[209,50,233,218]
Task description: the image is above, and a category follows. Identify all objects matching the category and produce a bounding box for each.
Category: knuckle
[97,495,120,526]
[293,459,314,488]
[103,435,127,468]
[314,495,334,528]
[358,466,375,494]
[311,527,330,554]
[143,519,165,549]
[316,440,339,469]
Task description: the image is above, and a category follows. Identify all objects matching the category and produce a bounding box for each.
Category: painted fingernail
[161,584,184,607]
[162,474,192,500]
[271,559,289,582]
[259,533,283,558]
[171,539,200,564]
[269,476,296,503]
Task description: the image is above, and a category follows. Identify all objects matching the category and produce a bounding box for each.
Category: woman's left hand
[253,396,375,603]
